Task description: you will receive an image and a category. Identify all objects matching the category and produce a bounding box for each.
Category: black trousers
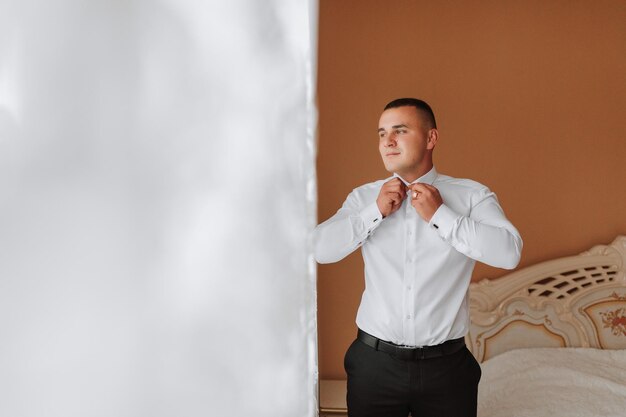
[344,335,481,417]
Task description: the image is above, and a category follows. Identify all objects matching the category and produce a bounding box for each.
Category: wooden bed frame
[466,235,626,363]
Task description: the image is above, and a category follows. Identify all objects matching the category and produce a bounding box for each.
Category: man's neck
[397,163,433,183]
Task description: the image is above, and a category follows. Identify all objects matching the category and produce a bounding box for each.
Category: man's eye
[379,133,386,138]
[397,130,407,134]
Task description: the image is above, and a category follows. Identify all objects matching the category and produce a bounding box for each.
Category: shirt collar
[393,165,438,186]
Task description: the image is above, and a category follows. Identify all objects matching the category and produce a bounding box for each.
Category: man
[314,98,522,417]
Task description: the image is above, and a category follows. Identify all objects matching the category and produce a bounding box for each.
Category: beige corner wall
[316,0,626,379]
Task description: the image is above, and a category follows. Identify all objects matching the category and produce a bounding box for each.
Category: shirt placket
[402,194,418,345]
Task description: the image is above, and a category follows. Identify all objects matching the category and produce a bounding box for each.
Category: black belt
[357,329,466,360]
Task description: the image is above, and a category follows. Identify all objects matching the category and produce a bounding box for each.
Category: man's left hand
[408,183,443,222]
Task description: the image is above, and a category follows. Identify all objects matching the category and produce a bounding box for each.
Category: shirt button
[407,230,412,236]
[407,285,412,290]
[406,315,411,319]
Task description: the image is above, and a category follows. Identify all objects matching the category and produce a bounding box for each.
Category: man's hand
[376,178,408,218]
[409,183,443,222]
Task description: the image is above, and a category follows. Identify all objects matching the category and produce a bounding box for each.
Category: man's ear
[427,129,439,150]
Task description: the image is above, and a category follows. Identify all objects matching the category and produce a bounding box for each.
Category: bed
[469,235,626,416]
[319,235,626,416]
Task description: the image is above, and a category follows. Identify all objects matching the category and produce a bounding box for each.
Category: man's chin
[381,162,394,172]
[383,163,399,174]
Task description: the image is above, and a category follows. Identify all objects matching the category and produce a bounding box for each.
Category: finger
[411,189,422,200]
[387,191,404,205]
[387,190,404,201]
[386,187,404,196]
[389,184,407,194]
[385,180,406,190]
[409,183,429,192]
[412,186,432,199]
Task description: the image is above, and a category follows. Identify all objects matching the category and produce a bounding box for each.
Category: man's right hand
[376,178,408,218]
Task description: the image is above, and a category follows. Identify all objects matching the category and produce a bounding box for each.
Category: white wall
[0,1,318,416]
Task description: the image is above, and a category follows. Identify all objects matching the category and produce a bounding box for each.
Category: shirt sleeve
[427,186,523,269]
[313,190,384,264]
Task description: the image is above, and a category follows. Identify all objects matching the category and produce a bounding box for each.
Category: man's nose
[383,133,397,146]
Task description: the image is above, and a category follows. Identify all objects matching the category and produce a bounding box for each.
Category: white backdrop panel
[0,1,318,416]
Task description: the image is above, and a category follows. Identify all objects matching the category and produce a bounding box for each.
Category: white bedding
[477,347,626,417]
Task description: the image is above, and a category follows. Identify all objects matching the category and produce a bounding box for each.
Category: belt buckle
[397,343,426,360]
[416,346,426,360]
[401,345,424,360]
[390,344,413,360]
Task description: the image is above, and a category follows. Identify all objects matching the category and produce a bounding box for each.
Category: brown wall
[316,0,626,379]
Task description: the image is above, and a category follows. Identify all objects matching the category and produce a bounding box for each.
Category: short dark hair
[383,98,437,129]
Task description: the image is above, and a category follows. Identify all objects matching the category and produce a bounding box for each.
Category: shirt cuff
[429,203,461,239]
[359,202,384,233]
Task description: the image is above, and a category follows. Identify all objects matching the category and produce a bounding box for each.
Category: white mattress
[478,347,626,417]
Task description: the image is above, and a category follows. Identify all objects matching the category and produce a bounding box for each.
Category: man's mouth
[385,152,400,157]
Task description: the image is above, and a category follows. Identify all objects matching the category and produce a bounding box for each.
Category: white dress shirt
[314,165,522,347]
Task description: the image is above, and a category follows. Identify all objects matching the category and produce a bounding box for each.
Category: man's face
[378,106,435,178]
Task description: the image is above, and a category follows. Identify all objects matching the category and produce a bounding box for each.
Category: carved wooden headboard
[466,235,626,363]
